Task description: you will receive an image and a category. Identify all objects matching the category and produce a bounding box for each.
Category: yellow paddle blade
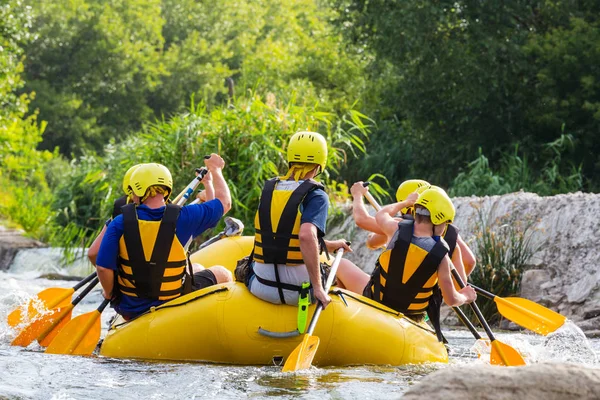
[282,334,320,372]
[7,288,74,327]
[46,310,102,356]
[38,309,73,347]
[490,340,526,366]
[11,305,74,347]
[495,296,566,335]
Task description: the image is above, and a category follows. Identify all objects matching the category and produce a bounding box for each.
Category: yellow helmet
[122,164,144,195]
[396,179,430,214]
[287,131,328,174]
[414,188,455,225]
[130,163,173,200]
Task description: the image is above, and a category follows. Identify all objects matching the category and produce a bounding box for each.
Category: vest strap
[444,224,459,258]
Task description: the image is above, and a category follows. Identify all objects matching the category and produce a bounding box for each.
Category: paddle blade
[282,335,320,372]
[46,310,102,356]
[38,309,73,347]
[495,296,566,335]
[490,340,526,366]
[7,288,74,327]
[11,306,73,347]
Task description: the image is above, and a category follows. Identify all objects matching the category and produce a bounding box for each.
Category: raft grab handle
[258,327,301,338]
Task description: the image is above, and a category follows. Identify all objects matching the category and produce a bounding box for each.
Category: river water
[1,249,599,399]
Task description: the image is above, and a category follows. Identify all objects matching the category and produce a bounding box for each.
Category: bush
[50,91,372,250]
[466,202,541,325]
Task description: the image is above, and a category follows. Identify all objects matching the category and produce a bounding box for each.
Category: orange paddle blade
[46,310,102,356]
[11,305,74,347]
[495,296,566,336]
[7,288,74,327]
[490,340,526,366]
[282,334,320,372]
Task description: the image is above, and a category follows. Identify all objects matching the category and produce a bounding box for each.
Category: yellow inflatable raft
[99,237,448,366]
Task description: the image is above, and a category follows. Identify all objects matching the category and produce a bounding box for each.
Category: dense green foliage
[23,0,365,155]
[335,0,600,193]
[0,0,56,238]
[1,0,599,287]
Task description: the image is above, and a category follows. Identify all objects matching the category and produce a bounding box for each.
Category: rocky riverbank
[0,223,45,271]
[330,191,600,334]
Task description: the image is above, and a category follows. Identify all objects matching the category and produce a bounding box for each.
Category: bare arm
[299,223,331,308]
[451,243,468,284]
[88,224,107,265]
[200,172,215,201]
[457,235,476,276]
[350,182,384,234]
[366,233,388,249]
[437,256,476,307]
[96,265,115,300]
[204,154,231,214]
[375,198,415,241]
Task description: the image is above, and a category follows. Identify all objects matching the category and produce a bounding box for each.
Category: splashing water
[0,248,599,399]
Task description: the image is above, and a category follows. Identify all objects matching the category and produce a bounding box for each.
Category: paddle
[7,272,97,327]
[45,299,110,356]
[11,277,99,347]
[450,269,526,366]
[470,284,566,336]
[172,165,209,205]
[282,248,345,372]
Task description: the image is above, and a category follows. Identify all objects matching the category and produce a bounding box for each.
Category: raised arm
[375,193,418,241]
[204,154,231,214]
[350,182,384,234]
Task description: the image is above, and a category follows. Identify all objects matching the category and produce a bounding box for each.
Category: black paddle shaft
[72,272,98,291]
[450,269,497,342]
[71,277,99,307]
[97,299,110,313]
[453,306,482,340]
[469,284,496,300]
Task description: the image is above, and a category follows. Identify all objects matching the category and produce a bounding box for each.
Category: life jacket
[112,195,128,219]
[254,178,324,265]
[116,203,191,301]
[368,219,449,317]
[251,178,325,305]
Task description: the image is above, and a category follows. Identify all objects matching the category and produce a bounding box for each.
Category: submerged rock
[402,363,600,400]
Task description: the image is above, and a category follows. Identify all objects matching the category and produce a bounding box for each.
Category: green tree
[23,0,164,155]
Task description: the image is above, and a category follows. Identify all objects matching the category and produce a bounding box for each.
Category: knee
[208,265,233,283]
[192,263,205,274]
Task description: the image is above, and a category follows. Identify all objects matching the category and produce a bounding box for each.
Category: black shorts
[192,269,217,291]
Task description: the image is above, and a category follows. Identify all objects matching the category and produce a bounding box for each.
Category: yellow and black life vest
[116,203,190,301]
[368,219,449,317]
[253,178,324,266]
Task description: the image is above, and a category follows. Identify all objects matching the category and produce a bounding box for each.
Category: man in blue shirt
[95,154,232,319]
[246,131,351,308]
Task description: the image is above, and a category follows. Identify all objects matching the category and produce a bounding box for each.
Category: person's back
[335,188,477,340]
[95,156,233,319]
[244,131,350,309]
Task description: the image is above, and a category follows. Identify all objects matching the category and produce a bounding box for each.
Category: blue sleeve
[301,189,329,237]
[176,199,225,244]
[95,215,124,271]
